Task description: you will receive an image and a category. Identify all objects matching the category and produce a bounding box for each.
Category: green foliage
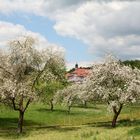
[35,55,68,106]
[123,60,140,69]
[45,57,67,84]
[37,81,66,104]
[67,68,75,73]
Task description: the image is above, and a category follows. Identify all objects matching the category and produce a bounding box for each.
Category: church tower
[75,63,78,69]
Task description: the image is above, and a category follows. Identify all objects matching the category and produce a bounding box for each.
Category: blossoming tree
[36,54,67,111]
[0,36,65,133]
[54,83,88,113]
[84,55,140,127]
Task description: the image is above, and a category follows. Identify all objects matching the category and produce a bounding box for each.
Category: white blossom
[82,55,140,112]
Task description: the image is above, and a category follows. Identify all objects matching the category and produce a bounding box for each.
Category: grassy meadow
[0,103,140,140]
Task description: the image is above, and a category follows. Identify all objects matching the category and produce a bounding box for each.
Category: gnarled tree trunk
[112,104,123,127]
[50,99,54,111]
[12,97,31,133]
[17,110,24,133]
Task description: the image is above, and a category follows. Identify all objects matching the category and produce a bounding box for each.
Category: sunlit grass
[0,103,139,140]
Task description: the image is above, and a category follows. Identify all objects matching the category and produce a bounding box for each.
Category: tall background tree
[123,60,140,69]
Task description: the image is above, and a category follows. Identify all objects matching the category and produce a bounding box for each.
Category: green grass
[0,103,140,140]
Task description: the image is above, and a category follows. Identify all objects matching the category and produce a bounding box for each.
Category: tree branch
[12,98,20,111]
[23,99,31,112]
[112,106,117,114]
[31,61,50,90]
[112,104,123,115]
[17,41,23,48]
[117,104,123,114]
[0,66,14,77]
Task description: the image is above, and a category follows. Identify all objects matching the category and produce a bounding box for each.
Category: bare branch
[31,61,49,90]
[117,104,123,114]
[12,98,20,111]
[23,99,31,112]
[112,106,117,114]
[17,41,23,48]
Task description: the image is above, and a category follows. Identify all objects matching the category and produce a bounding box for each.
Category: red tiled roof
[66,68,90,78]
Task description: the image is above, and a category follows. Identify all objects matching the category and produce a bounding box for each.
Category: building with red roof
[66,64,91,83]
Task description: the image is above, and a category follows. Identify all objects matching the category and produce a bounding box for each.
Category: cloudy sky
[0,0,140,69]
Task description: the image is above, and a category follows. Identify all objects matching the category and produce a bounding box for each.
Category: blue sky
[0,11,95,69]
[0,13,93,61]
[0,0,140,69]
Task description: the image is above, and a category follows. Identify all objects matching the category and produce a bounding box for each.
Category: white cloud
[0,0,86,17]
[53,1,140,60]
[0,21,65,54]
[0,0,140,60]
[0,0,45,16]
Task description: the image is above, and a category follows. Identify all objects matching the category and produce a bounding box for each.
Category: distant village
[66,63,91,83]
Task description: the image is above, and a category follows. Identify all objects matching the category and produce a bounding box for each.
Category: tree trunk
[84,101,87,108]
[17,110,24,133]
[50,99,54,111]
[112,104,123,127]
[112,113,119,127]
[68,105,71,114]
[12,96,31,134]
